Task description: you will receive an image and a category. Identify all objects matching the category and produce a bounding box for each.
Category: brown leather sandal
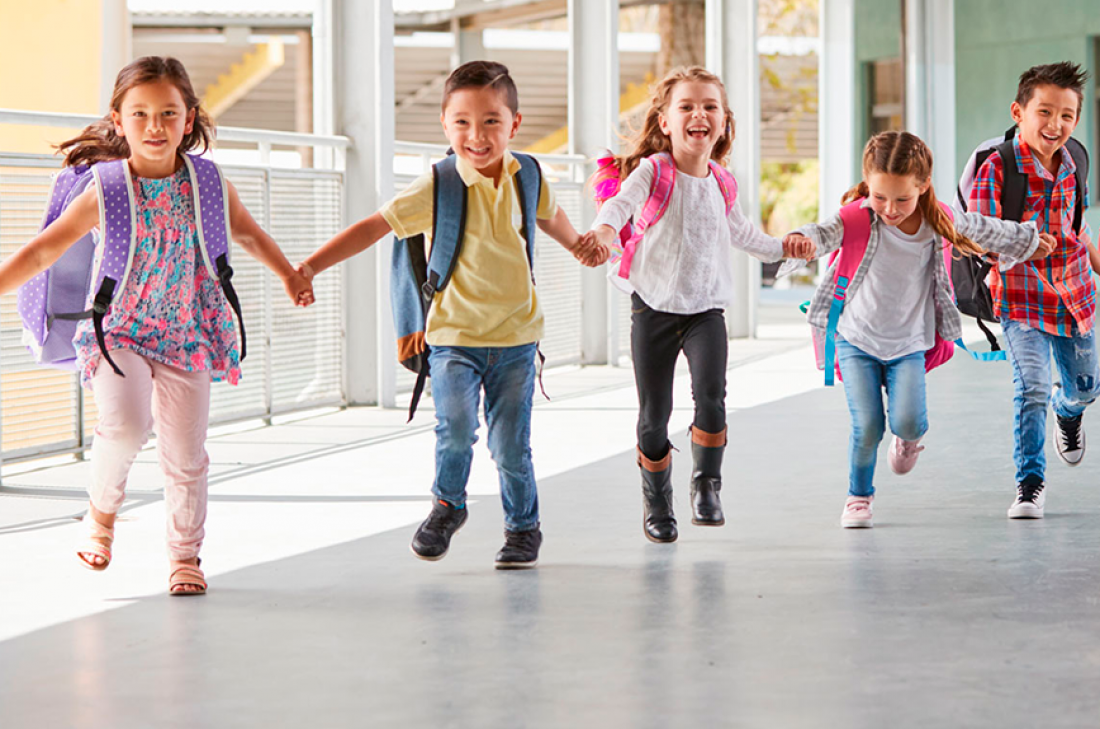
[169,559,207,596]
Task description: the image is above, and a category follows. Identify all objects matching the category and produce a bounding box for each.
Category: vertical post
[450,17,486,68]
[296,29,314,168]
[100,0,131,113]
[327,0,395,406]
[819,0,857,223]
[262,164,275,424]
[706,0,760,338]
[907,0,956,195]
[568,0,619,365]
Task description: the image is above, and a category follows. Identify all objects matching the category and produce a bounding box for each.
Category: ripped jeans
[1001,319,1100,484]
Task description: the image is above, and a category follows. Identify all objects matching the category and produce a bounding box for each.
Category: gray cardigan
[799,201,1039,343]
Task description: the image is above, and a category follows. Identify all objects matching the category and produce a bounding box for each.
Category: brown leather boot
[638,446,677,543]
[690,426,726,526]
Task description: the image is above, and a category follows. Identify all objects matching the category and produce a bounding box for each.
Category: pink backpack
[592,152,738,283]
[812,198,957,386]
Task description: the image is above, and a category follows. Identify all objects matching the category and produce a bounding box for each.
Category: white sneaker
[1007,482,1046,519]
[841,495,874,528]
[1054,413,1085,466]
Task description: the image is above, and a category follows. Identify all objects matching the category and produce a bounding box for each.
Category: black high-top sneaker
[639,447,677,543]
[494,527,543,569]
[690,427,726,526]
[410,500,468,560]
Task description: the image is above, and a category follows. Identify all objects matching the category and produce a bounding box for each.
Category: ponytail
[919,187,983,257]
[57,118,132,167]
[840,180,869,206]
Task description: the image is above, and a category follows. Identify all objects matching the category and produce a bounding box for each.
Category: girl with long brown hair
[587,66,812,543]
[0,56,313,593]
[786,131,1054,528]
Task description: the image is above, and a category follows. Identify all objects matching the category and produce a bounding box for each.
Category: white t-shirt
[592,159,784,314]
[837,220,938,360]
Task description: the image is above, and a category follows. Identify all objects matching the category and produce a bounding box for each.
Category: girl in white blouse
[588,66,811,543]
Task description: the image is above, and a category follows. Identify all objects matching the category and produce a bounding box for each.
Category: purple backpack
[17,154,245,376]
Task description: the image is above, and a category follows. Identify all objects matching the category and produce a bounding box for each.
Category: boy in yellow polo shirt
[300,61,604,568]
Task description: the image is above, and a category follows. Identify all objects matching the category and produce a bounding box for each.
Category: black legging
[630,293,728,461]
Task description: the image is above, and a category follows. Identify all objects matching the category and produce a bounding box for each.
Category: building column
[100,0,131,113]
[819,0,857,224]
[322,0,395,406]
[450,18,486,68]
[568,0,619,365]
[905,0,956,195]
[706,0,759,338]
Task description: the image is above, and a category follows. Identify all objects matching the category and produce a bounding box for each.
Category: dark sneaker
[494,527,542,570]
[1007,481,1045,519]
[410,500,468,561]
[1055,413,1085,466]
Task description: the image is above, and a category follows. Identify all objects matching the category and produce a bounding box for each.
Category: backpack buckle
[92,292,111,315]
[421,281,435,300]
[218,264,234,283]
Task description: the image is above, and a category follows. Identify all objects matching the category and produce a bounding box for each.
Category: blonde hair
[605,66,735,179]
[843,131,983,256]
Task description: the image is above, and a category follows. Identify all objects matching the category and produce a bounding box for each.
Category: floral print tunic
[75,164,241,388]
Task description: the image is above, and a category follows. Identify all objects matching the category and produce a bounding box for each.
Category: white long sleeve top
[592,159,785,315]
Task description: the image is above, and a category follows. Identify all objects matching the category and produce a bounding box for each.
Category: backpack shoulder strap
[185,154,247,361]
[1066,137,1089,235]
[425,154,468,295]
[512,152,542,268]
[996,138,1028,223]
[89,159,137,376]
[634,152,676,234]
[835,198,872,280]
[708,160,739,216]
[822,199,873,386]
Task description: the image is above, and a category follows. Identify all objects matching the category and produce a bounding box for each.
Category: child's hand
[1028,232,1057,260]
[284,266,315,307]
[783,233,816,260]
[592,225,617,249]
[572,231,610,268]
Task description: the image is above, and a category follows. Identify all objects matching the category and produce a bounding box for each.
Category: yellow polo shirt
[381,150,558,347]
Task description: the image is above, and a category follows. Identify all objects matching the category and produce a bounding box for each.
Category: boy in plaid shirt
[970,62,1100,519]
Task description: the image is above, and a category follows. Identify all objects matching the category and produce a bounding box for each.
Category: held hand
[1028,232,1057,261]
[283,268,315,307]
[571,231,610,268]
[782,233,816,261]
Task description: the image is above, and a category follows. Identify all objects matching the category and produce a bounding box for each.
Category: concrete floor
[2,292,1099,728]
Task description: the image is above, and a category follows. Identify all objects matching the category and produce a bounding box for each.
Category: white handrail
[0,108,351,149]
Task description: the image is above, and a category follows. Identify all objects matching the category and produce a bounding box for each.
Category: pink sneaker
[888,436,924,475]
[841,496,874,528]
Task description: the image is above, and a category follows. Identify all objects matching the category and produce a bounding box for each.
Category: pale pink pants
[88,349,212,561]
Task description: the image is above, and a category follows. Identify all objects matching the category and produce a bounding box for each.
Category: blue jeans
[1000,319,1100,484]
[428,343,539,532]
[836,340,929,497]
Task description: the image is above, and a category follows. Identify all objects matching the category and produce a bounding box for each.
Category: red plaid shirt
[969,136,1094,336]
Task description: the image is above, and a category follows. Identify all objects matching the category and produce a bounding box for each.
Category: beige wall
[0,0,105,153]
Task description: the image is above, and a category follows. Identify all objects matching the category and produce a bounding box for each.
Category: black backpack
[953,126,1089,352]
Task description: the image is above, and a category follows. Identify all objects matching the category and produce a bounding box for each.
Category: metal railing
[0,111,624,468]
[0,109,350,465]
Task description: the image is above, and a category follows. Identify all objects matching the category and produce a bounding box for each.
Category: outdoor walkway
[1,289,1098,728]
